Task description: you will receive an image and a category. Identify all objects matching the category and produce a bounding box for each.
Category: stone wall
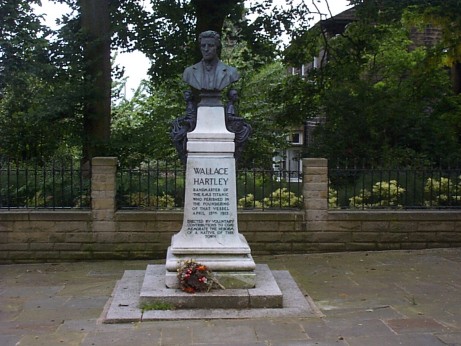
[0,211,92,262]
[1,157,460,262]
[302,159,461,251]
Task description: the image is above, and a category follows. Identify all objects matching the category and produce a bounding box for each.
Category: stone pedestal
[165,104,256,289]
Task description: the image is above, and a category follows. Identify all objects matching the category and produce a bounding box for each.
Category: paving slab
[0,335,21,346]
[436,332,461,344]
[103,270,145,323]
[0,249,461,345]
[17,331,85,346]
[103,264,321,322]
[385,317,450,334]
[344,334,447,346]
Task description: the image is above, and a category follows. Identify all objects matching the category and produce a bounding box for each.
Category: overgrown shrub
[238,193,263,209]
[424,176,461,206]
[262,188,303,208]
[328,186,338,208]
[349,180,405,208]
[127,192,175,209]
[0,161,90,209]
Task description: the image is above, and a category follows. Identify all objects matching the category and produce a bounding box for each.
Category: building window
[291,132,302,145]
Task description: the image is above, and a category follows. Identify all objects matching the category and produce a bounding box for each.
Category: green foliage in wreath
[177,259,224,293]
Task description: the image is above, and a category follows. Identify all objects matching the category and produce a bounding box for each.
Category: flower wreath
[177,259,225,293]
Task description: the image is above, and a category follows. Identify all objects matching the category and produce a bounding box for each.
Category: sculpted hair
[199,30,221,48]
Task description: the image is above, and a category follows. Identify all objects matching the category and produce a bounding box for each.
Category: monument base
[102,264,323,323]
[165,246,256,289]
[143,264,280,309]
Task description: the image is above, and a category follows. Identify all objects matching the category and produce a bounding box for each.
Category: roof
[320,8,357,36]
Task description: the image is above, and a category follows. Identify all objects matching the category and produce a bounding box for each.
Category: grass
[139,301,174,312]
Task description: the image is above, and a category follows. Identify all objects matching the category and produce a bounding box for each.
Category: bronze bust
[172,31,250,163]
[183,30,239,91]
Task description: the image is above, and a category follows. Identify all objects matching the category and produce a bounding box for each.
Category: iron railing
[117,161,186,209]
[0,159,91,210]
[329,163,461,209]
[117,161,303,210]
[5,158,460,210]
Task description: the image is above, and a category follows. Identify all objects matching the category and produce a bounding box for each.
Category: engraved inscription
[186,165,233,238]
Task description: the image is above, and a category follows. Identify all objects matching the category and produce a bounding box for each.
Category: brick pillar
[302,158,328,221]
[91,157,117,234]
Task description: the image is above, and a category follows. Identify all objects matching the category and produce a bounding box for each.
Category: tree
[0,0,110,161]
[193,0,240,45]
[2,0,326,163]
[110,40,288,168]
[125,0,316,82]
[108,0,324,167]
[280,3,461,166]
[403,2,461,94]
[0,0,70,160]
[53,0,291,162]
[237,62,290,168]
[0,0,45,89]
[349,0,461,94]
[111,79,184,166]
[80,0,112,161]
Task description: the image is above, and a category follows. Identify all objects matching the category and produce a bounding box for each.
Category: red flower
[177,259,217,293]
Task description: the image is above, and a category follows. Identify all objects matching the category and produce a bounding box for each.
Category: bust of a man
[183,30,239,91]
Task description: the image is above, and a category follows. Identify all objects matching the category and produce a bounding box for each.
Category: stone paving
[1,248,461,345]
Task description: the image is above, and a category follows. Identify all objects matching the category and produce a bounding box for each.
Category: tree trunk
[80,0,112,163]
[451,61,461,95]
[191,0,239,61]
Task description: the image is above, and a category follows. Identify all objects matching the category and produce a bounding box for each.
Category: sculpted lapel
[183,61,239,91]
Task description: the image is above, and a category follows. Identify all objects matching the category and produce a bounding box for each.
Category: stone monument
[102,31,314,320]
[166,30,255,289]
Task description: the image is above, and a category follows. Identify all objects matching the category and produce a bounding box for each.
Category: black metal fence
[117,161,185,209]
[4,158,461,211]
[0,159,91,210]
[117,161,303,210]
[329,163,461,209]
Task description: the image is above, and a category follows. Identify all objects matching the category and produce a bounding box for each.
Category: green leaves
[110,78,183,165]
[280,3,461,166]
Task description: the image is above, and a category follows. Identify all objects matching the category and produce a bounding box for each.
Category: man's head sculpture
[199,30,221,61]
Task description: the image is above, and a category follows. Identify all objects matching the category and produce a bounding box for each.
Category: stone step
[140,264,282,309]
